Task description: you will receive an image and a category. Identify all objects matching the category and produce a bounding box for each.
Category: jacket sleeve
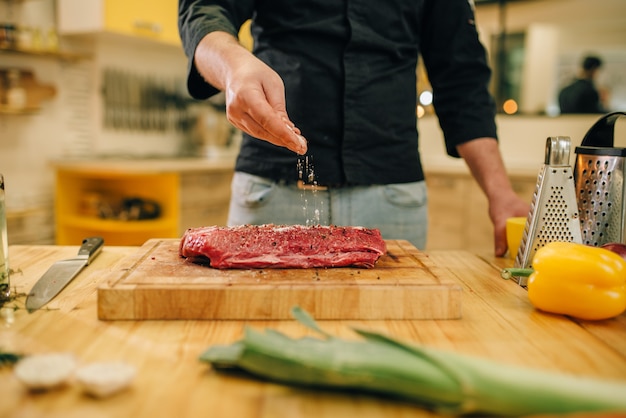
[178,0,254,99]
[419,0,498,158]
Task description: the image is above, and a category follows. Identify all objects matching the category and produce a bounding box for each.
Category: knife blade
[26,237,104,312]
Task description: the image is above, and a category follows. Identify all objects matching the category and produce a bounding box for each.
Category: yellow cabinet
[57,0,180,47]
[55,168,180,246]
[54,159,236,246]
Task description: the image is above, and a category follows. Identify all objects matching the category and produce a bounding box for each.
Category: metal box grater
[513,136,582,286]
[574,112,626,246]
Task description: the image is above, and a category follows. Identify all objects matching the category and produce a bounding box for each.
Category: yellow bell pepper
[526,241,626,321]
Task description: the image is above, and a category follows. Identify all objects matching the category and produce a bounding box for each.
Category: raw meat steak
[179,224,387,269]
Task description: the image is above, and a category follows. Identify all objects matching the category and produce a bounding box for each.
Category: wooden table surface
[1,244,625,418]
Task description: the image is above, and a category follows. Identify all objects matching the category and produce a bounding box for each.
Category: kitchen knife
[26,237,104,312]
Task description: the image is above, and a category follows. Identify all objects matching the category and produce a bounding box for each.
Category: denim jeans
[227,171,428,249]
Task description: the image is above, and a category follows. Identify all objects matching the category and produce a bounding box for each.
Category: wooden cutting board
[97,239,462,320]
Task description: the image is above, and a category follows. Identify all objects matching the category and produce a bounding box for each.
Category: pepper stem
[500,267,534,280]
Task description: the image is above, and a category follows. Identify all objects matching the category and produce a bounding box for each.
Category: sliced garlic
[75,361,136,398]
[14,353,76,390]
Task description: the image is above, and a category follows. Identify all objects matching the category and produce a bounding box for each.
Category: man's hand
[487,187,532,257]
[194,31,307,155]
[458,138,531,257]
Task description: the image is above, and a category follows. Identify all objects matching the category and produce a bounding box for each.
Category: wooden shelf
[0,68,56,114]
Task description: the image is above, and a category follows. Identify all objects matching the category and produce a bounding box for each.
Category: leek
[200,307,626,416]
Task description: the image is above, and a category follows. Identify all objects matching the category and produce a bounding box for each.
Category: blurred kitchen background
[1,0,625,252]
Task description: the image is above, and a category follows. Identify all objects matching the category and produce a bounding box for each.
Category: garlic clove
[14,353,76,390]
[75,361,136,398]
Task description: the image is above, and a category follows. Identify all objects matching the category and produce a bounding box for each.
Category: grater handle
[580,111,626,148]
[545,136,571,166]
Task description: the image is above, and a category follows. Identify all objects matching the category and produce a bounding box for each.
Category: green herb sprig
[0,350,23,367]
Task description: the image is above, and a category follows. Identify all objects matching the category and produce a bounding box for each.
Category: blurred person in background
[559,55,608,114]
[178,0,530,257]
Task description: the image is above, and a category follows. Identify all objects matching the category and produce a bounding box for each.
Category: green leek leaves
[200,307,626,416]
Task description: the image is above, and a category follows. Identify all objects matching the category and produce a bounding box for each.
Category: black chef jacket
[179,0,497,186]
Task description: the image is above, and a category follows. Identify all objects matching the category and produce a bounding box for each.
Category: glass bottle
[0,174,9,301]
